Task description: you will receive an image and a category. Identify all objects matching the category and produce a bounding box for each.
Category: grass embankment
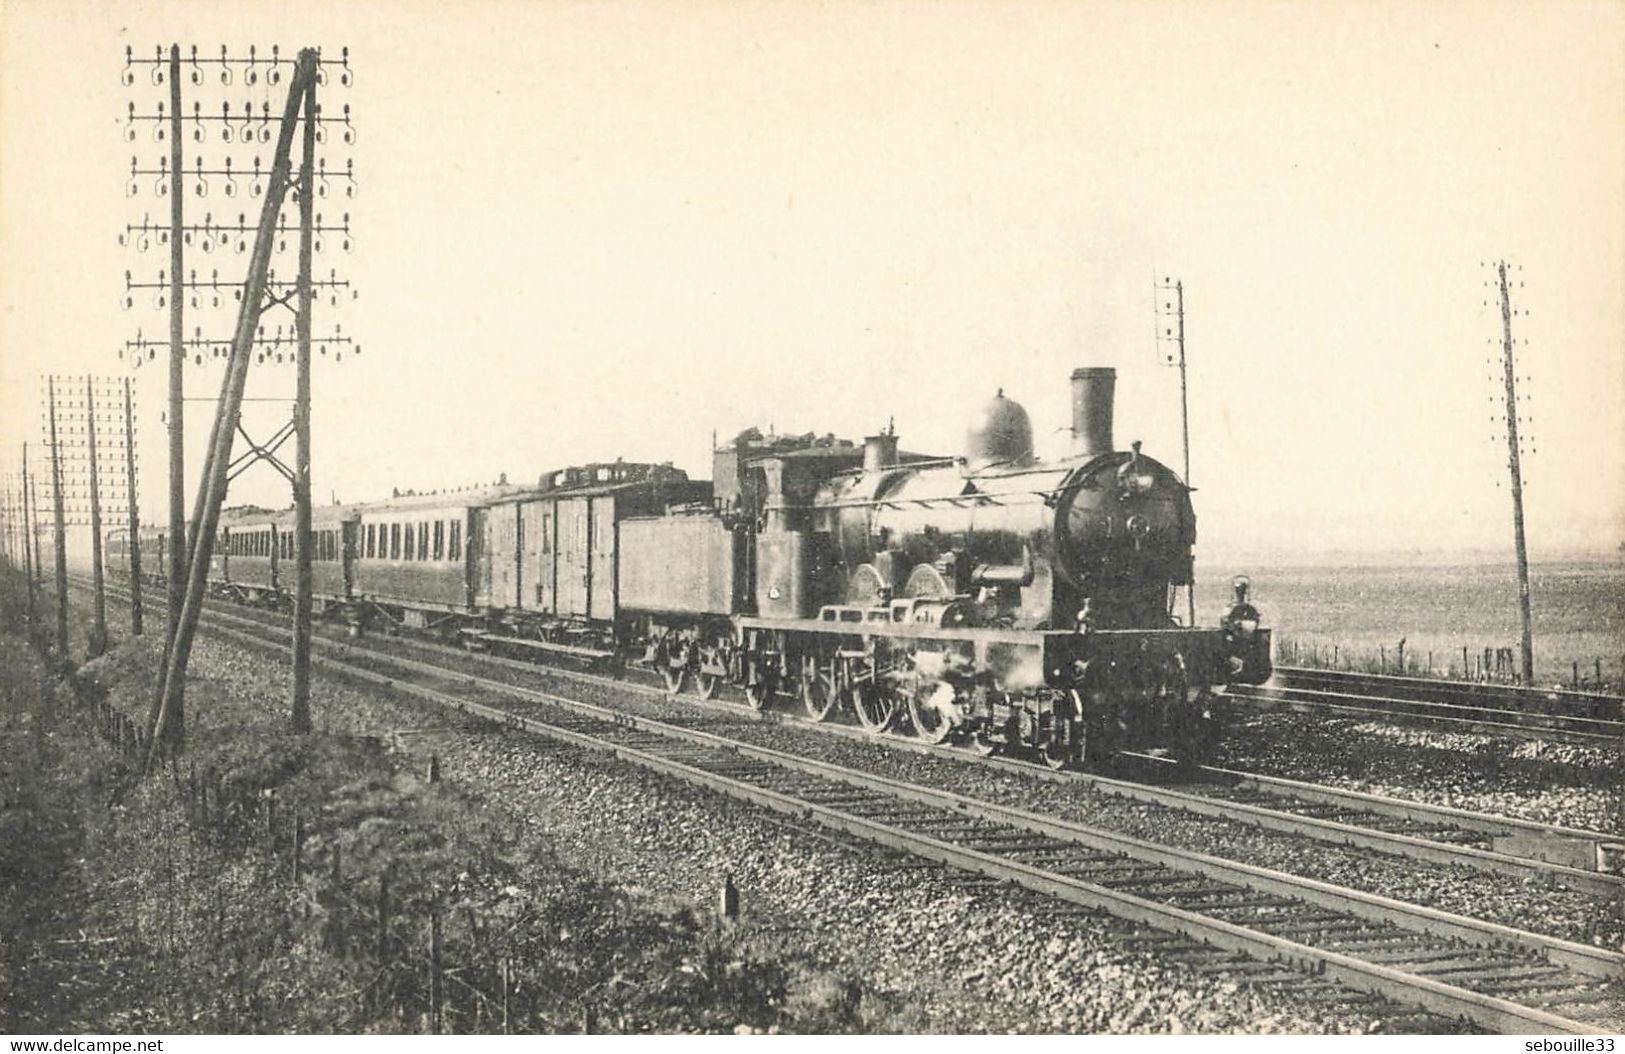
[0,573,897,1033]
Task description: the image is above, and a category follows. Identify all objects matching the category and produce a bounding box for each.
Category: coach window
[449,519,462,562]
[404,521,415,561]
[390,523,401,560]
[365,523,375,558]
[433,521,444,561]
[417,522,429,561]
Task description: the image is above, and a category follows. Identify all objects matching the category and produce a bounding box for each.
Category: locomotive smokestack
[863,434,899,472]
[1070,367,1116,458]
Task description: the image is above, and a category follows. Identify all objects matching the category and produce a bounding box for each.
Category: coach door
[518,500,552,613]
[557,497,591,618]
[495,504,527,610]
[341,520,358,595]
[467,508,490,607]
[589,496,617,621]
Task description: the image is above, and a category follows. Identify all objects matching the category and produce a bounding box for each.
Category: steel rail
[183,611,1621,1033]
[76,574,1623,895]
[1241,681,1622,735]
[1223,683,1622,746]
[1275,665,1624,715]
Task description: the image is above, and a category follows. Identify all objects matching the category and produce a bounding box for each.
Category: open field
[1201,558,1624,689]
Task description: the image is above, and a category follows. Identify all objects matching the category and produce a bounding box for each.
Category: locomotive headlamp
[1223,575,1260,635]
[1116,441,1155,497]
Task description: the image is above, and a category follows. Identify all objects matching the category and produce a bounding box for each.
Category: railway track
[1224,667,1625,747]
[69,579,1625,1032]
[79,575,1625,896]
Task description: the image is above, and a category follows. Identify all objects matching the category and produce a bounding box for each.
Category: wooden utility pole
[86,378,108,657]
[1496,261,1535,685]
[47,378,68,659]
[1157,277,1197,628]
[291,64,316,734]
[124,377,144,635]
[147,50,317,769]
[22,443,38,635]
[28,464,42,592]
[166,44,187,669]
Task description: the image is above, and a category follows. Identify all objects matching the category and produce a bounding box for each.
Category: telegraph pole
[290,65,317,734]
[148,50,318,768]
[124,378,144,635]
[22,444,38,636]
[47,378,69,659]
[166,44,186,656]
[1496,261,1535,685]
[86,378,108,656]
[1157,277,1197,628]
[29,464,42,592]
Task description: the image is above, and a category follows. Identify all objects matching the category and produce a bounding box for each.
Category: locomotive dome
[964,389,1035,469]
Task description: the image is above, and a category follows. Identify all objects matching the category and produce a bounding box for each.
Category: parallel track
[70,578,1625,1033]
[1226,667,1624,746]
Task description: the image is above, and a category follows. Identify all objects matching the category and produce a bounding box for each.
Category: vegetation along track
[81,580,1625,1033]
[83,575,1625,898]
[1225,667,1624,747]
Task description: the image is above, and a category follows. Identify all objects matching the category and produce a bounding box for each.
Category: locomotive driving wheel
[848,674,898,733]
[801,654,840,722]
[907,680,956,745]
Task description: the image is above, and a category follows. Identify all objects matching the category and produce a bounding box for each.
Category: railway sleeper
[1160,884,1254,904]
[1530,984,1625,1009]
[1427,963,1568,987]
[1195,900,1302,920]
[1046,858,1150,878]
[1410,955,1541,979]
[1262,920,1383,942]
[1356,947,1497,967]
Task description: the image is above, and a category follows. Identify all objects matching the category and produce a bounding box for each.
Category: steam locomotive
[107,366,1270,767]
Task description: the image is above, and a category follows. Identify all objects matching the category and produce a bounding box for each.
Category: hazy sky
[2,0,1621,563]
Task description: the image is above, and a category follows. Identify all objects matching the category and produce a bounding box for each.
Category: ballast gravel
[177,632,1433,1033]
[456,662,1623,952]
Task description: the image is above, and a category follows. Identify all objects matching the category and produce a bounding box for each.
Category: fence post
[1396,639,1405,675]
[501,956,510,1034]
[376,874,389,964]
[292,814,304,881]
[429,904,443,1033]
